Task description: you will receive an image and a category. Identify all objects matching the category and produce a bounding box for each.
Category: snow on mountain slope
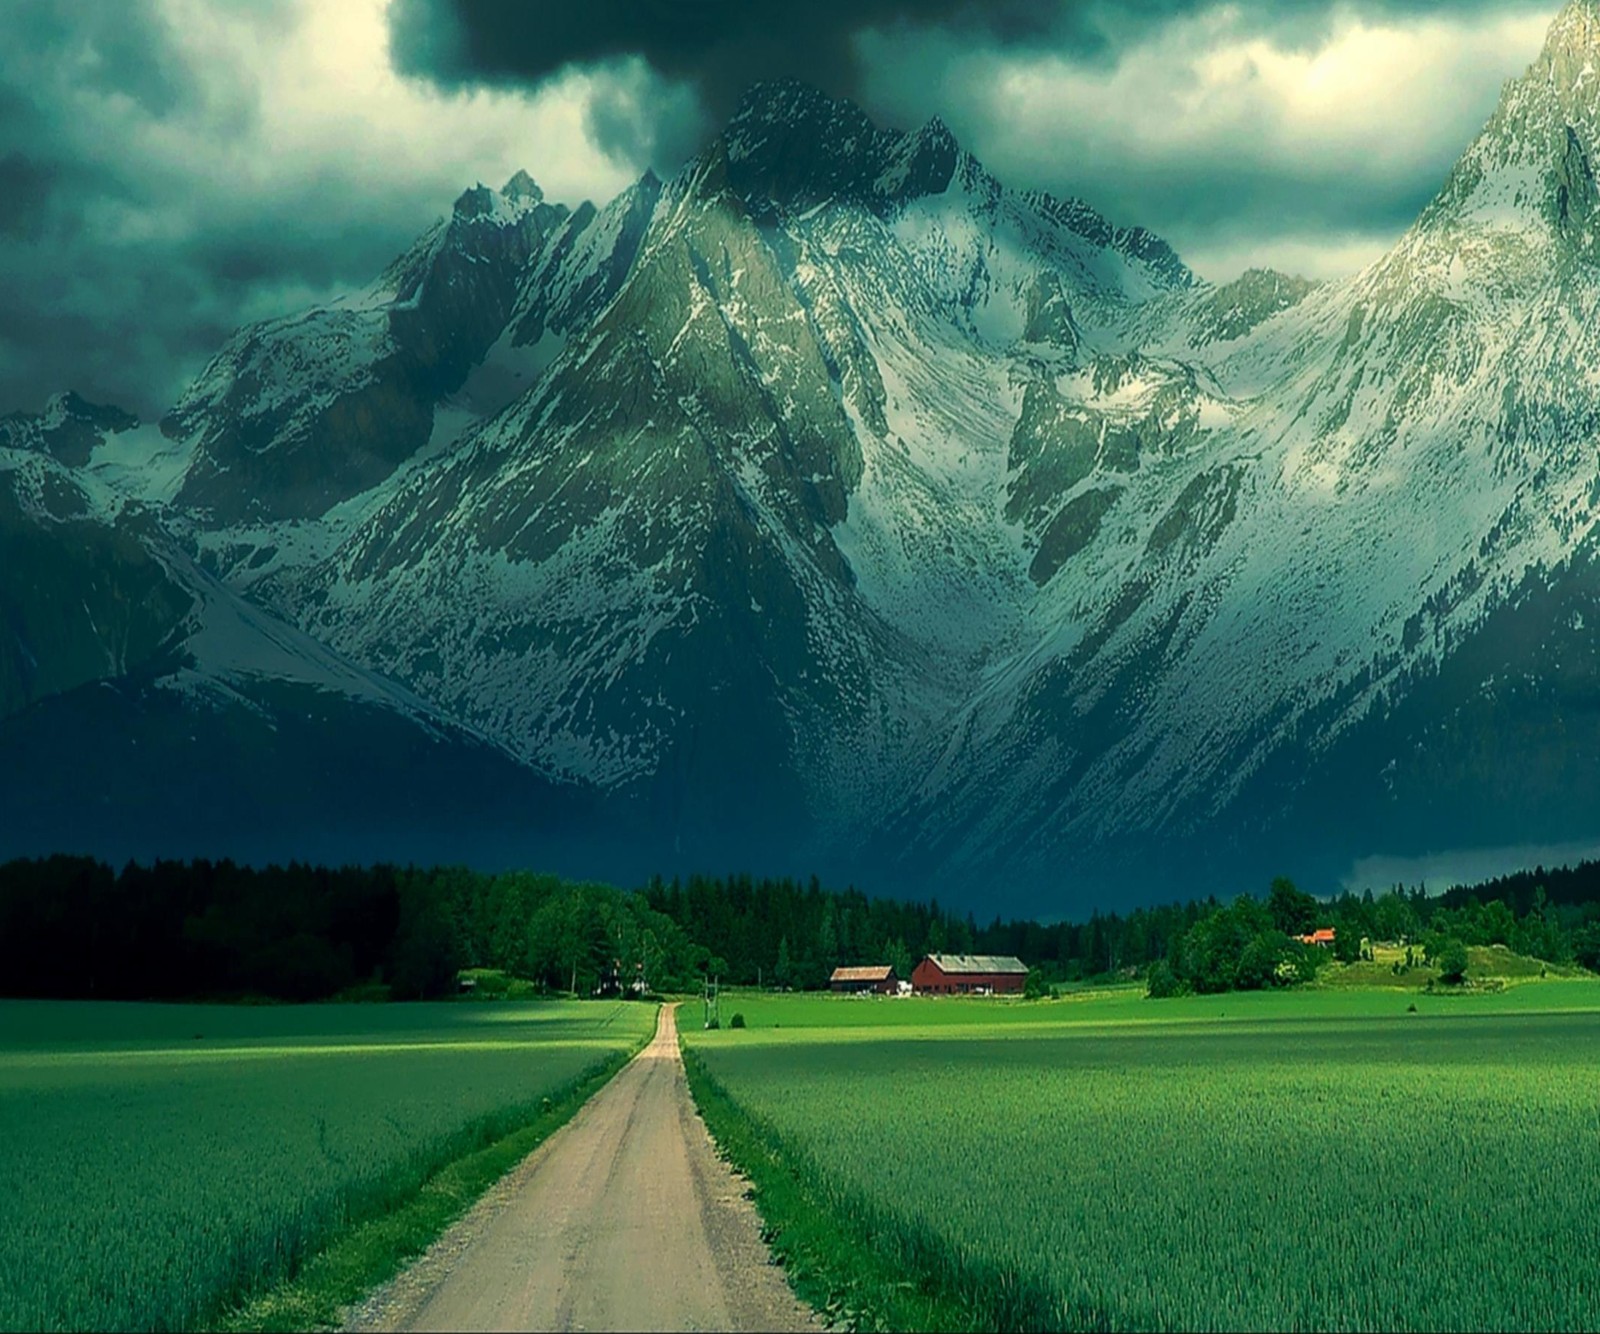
[12,6,1600,905]
[161,172,610,526]
[248,79,1216,869]
[875,0,1600,897]
[0,414,604,872]
[0,441,193,720]
[0,395,549,785]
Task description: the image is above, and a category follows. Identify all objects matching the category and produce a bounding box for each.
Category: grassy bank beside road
[684,982,1600,1331]
[0,999,656,1331]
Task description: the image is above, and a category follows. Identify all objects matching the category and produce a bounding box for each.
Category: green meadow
[683,981,1600,1331]
[0,999,657,1332]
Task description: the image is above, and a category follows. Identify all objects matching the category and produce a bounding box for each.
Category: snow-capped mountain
[0,393,592,874]
[6,1,1600,911]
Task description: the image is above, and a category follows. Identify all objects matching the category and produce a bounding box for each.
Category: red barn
[829,965,898,995]
[911,954,1028,995]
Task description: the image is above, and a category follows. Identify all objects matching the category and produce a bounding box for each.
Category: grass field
[0,999,657,1332]
[684,982,1600,1331]
[1315,943,1585,990]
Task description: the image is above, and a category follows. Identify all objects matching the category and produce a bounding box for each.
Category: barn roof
[830,965,895,982]
[922,953,1028,975]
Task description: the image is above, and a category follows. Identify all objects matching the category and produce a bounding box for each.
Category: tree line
[1,854,1598,1003]
[1147,872,1600,996]
[0,857,704,1002]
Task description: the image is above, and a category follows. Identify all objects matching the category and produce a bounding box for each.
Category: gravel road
[343,1003,820,1333]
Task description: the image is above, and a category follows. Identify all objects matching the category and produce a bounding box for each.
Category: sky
[0,0,1562,421]
[1345,838,1600,895]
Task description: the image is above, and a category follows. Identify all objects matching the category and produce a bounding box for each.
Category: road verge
[216,1018,655,1332]
[679,1044,992,1332]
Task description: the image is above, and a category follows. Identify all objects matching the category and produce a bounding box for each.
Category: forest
[2,854,1598,1003]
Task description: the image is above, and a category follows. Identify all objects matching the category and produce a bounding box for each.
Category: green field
[0,999,657,1332]
[684,983,1600,1330]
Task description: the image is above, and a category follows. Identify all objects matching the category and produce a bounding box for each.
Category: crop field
[685,983,1600,1330]
[0,999,657,1332]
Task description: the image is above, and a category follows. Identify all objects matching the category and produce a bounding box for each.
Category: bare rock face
[0,461,192,721]
[1191,269,1316,345]
[0,392,140,468]
[162,175,573,524]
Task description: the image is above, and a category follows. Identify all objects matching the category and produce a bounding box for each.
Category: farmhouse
[911,954,1028,995]
[829,964,898,995]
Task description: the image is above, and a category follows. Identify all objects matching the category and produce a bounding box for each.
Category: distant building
[911,954,1028,995]
[829,964,898,995]
[1296,929,1337,948]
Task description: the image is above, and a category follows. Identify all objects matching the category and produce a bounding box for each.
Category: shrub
[1145,961,1184,998]
[1436,938,1470,985]
[730,1013,747,1029]
[1237,931,1292,990]
[1283,942,1325,985]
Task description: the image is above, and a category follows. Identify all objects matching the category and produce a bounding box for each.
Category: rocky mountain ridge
[5,4,1600,913]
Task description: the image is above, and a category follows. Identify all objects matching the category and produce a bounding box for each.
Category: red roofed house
[1296,928,1337,947]
[829,964,898,995]
[910,954,1028,995]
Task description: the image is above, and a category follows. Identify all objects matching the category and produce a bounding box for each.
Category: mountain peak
[728,80,871,135]
[43,390,137,433]
[452,183,497,220]
[1413,0,1600,249]
[705,79,1190,293]
[1536,0,1600,95]
[0,390,138,466]
[451,174,554,227]
[718,80,964,216]
[1547,0,1600,47]
[502,169,543,204]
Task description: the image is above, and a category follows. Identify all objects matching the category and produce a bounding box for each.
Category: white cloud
[1179,231,1401,283]
[0,0,646,415]
[859,4,1552,281]
[144,0,638,225]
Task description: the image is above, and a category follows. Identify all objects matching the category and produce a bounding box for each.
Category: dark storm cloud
[0,154,60,239]
[0,0,578,421]
[390,0,1554,119]
[0,1,263,415]
[388,0,1063,124]
[1,0,197,118]
[0,0,1564,421]
[389,0,1561,278]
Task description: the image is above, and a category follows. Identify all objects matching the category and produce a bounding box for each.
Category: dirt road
[344,1004,820,1333]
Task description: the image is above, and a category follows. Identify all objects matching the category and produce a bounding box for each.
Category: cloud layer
[857,4,1552,278]
[0,0,1566,418]
[395,0,1556,278]
[0,0,634,418]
